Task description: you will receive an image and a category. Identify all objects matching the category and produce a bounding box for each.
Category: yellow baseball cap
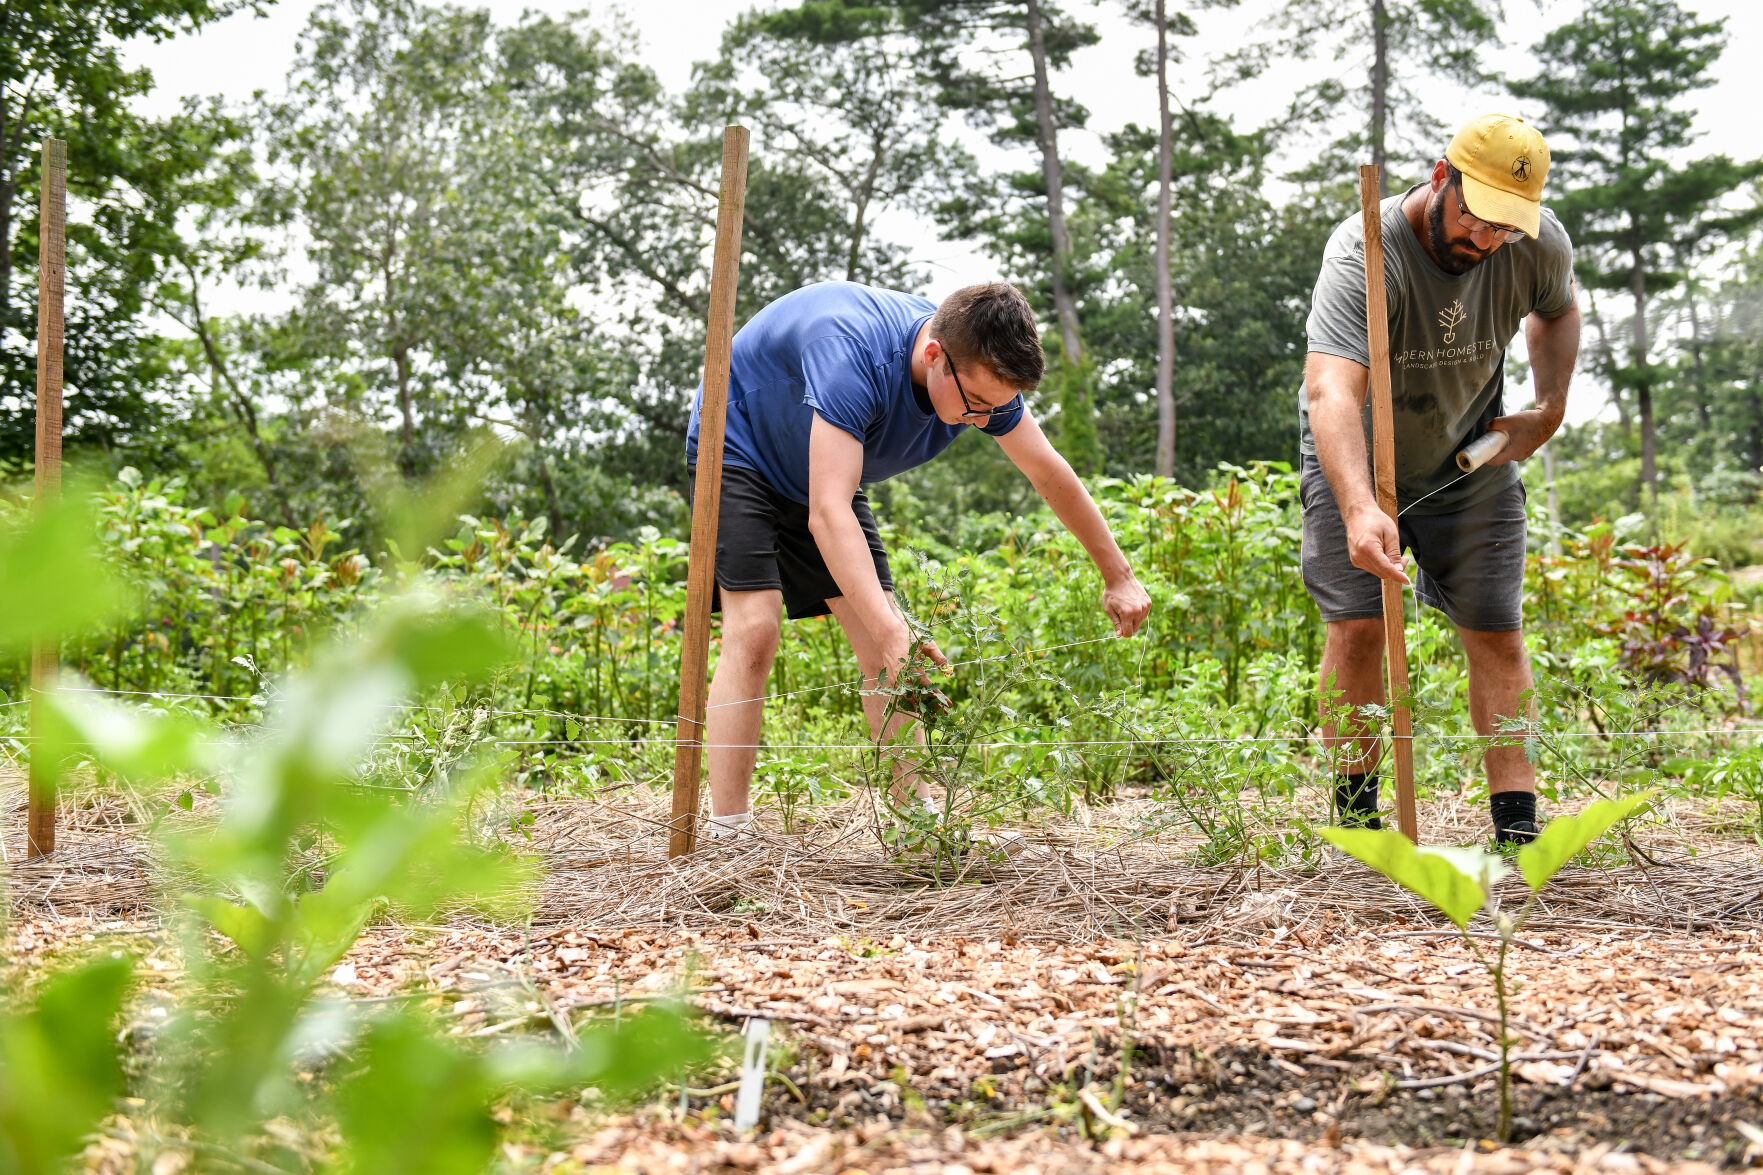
[1445,114,1550,239]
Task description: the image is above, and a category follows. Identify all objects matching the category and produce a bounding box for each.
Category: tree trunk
[1630,248,1655,503]
[539,452,564,539]
[186,271,297,526]
[1371,0,1388,196]
[1153,0,1176,478]
[1025,0,1083,363]
[1542,441,1563,559]
[395,343,416,479]
[1685,290,1711,433]
[0,176,12,333]
[1748,387,1763,474]
[0,76,13,333]
[846,133,885,282]
[1585,290,1630,433]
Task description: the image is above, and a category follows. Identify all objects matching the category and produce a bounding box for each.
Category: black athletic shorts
[1298,452,1527,632]
[685,463,895,620]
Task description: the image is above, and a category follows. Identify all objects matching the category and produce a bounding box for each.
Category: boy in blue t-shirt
[685,280,1152,838]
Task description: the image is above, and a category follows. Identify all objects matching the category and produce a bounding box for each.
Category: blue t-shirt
[686,282,1024,503]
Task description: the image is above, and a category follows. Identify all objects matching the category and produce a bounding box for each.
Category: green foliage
[1212,0,1501,178]
[1325,829,1509,931]
[0,0,256,464]
[0,955,133,1175]
[1511,0,1763,499]
[1321,828,1506,927]
[0,491,121,653]
[1516,792,1655,892]
[1,493,719,1171]
[1325,790,1659,1141]
[10,462,1756,860]
[1595,543,1748,702]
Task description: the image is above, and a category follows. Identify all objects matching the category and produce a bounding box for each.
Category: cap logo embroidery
[1512,156,1532,182]
[1438,300,1468,345]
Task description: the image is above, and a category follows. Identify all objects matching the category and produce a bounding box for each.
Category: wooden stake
[28,138,67,860]
[1359,165,1419,843]
[669,127,750,859]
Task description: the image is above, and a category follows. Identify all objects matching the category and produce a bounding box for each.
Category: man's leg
[824,592,930,805]
[705,588,784,820]
[1319,617,1389,826]
[1457,625,1541,842]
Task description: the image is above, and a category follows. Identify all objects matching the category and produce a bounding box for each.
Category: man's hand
[1483,407,1563,466]
[1103,575,1152,637]
[1345,503,1410,584]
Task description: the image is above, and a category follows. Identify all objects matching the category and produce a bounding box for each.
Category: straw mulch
[522,791,1763,941]
[0,780,155,919]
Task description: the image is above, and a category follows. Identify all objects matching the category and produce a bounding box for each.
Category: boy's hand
[1103,575,1152,637]
[880,627,951,688]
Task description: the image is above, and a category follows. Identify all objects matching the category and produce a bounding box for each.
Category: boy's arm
[991,413,1151,637]
[807,413,948,679]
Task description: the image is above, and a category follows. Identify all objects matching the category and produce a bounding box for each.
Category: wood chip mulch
[293,921,1763,1171]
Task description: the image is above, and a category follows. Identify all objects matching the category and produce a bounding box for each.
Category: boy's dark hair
[928,283,1044,390]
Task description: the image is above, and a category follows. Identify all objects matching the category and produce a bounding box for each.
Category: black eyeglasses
[940,345,1021,420]
[1451,181,1526,245]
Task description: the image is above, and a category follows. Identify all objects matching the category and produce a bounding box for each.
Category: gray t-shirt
[1298,188,1575,514]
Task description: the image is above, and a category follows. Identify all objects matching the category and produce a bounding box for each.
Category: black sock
[1334,772,1381,830]
[1491,791,1540,844]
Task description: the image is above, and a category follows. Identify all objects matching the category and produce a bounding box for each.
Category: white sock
[708,812,754,840]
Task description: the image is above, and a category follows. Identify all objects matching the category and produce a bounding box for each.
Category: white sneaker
[707,812,755,841]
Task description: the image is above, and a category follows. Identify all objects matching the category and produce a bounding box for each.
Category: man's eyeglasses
[940,345,1021,420]
[1451,181,1527,245]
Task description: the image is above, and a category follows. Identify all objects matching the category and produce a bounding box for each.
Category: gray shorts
[1298,454,1527,632]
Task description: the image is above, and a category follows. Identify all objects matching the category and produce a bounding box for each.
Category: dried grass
[520,790,1763,941]
[5,771,1760,942]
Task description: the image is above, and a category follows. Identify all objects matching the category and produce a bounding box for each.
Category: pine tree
[1217,0,1501,192]
[1511,0,1763,502]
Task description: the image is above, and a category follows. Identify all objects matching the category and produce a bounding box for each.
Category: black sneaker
[1493,819,1541,851]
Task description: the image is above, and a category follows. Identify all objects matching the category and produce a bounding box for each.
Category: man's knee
[718,593,782,674]
[1325,618,1385,668]
[1459,626,1529,668]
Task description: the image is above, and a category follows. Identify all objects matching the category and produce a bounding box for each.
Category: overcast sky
[123,0,1763,424]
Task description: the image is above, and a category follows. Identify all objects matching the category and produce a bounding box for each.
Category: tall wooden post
[669,127,750,858]
[28,138,68,860]
[1359,165,1419,843]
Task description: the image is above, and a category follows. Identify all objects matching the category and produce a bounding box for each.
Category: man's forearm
[1526,301,1580,423]
[1026,455,1133,583]
[1306,357,1378,520]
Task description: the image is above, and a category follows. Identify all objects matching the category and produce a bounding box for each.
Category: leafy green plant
[1667,745,1763,842]
[0,955,134,1175]
[1323,791,1654,1141]
[3,486,718,1173]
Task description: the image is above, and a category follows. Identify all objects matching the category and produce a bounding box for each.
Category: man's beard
[1426,192,1496,275]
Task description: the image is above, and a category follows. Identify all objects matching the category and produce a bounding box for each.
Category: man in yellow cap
[1298,114,1581,845]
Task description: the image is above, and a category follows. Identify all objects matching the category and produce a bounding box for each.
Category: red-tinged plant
[1597,543,1749,711]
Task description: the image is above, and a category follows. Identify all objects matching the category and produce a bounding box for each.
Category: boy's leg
[824,591,930,805]
[706,588,784,818]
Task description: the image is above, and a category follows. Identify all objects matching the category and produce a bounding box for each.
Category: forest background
[4,0,1763,565]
